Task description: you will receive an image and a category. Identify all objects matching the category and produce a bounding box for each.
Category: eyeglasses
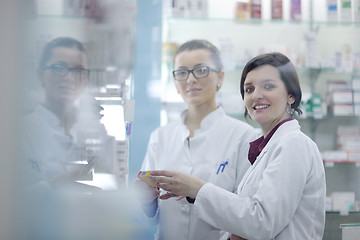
[43,64,89,80]
[173,66,220,81]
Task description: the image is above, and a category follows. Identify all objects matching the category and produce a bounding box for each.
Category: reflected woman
[22,37,101,189]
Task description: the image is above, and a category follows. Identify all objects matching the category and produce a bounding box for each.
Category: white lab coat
[21,104,108,186]
[194,119,326,240]
[141,107,258,240]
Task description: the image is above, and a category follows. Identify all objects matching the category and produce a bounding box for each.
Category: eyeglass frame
[42,63,89,80]
[172,66,221,81]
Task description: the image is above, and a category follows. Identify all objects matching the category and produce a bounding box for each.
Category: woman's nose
[251,88,263,100]
[187,72,197,84]
[63,70,76,82]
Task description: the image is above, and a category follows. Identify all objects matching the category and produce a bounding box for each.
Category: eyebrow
[176,63,206,69]
[244,78,277,85]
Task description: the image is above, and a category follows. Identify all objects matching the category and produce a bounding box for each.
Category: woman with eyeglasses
[22,37,104,190]
[150,53,326,240]
[136,39,258,240]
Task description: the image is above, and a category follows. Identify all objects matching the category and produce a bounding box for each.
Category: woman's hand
[133,178,160,205]
[150,170,206,199]
[133,178,161,217]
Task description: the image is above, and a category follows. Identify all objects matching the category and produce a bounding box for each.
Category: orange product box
[137,170,157,187]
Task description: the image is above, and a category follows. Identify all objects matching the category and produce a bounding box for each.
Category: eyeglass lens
[48,64,88,79]
[174,66,209,81]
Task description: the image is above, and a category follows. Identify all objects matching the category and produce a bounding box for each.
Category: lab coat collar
[252,119,300,167]
[34,104,78,138]
[180,107,224,135]
[35,104,61,129]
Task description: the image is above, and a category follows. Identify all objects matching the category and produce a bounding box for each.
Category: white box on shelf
[352,76,360,90]
[337,135,360,149]
[337,126,360,135]
[165,0,186,17]
[354,104,360,116]
[332,191,355,212]
[326,0,338,22]
[332,104,354,116]
[341,141,360,151]
[353,91,360,103]
[326,196,333,211]
[348,151,360,162]
[326,80,349,94]
[36,0,64,15]
[340,0,352,22]
[322,150,347,162]
[330,90,353,104]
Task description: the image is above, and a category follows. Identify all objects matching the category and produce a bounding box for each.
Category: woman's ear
[288,94,295,105]
[217,70,225,88]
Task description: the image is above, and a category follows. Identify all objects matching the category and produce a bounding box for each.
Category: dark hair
[174,39,223,70]
[240,52,302,117]
[39,37,86,68]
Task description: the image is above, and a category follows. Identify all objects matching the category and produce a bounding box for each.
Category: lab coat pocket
[208,164,237,192]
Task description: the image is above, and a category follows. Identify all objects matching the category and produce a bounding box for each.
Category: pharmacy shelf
[324,161,360,166]
[231,66,360,73]
[167,17,360,26]
[326,211,360,214]
[299,115,360,120]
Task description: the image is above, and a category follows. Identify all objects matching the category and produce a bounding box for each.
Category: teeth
[254,105,269,110]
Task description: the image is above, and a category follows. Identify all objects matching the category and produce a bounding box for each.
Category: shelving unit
[161,1,360,239]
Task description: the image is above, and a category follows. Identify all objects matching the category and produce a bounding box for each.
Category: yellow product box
[137,171,157,187]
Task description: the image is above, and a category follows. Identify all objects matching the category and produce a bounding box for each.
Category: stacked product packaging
[322,125,360,164]
[327,76,360,116]
[164,0,360,22]
[323,125,360,214]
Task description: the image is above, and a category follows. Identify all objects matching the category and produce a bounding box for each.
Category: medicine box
[337,126,360,135]
[290,0,301,21]
[322,150,347,162]
[340,0,352,22]
[326,80,348,93]
[271,0,283,19]
[330,104,353,116]
[235,2,251,20]
[337,135,360,149]
[332,191,355,212]
[352,76,360,90]
[329,90,353,104]
[353,91,360,103]
[327,0,338,22]
[250,0,261,19]
[348,151,360,162]
[354,104,360,116]
[137,171,157,187]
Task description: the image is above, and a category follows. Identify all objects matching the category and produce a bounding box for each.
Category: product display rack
[161,1,360,239]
